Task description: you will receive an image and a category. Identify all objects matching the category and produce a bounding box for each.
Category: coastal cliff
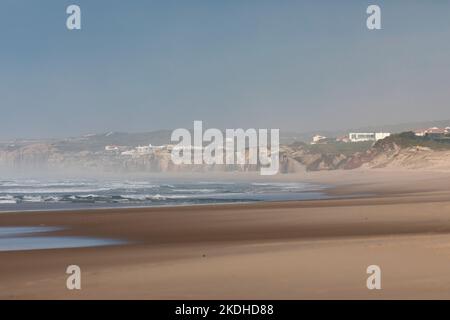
[2,132,450,173]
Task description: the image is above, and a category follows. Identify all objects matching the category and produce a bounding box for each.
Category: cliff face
[282,136,450,172]
[279,145,348,172]
[346,143,450,170]
[0,144,270,174]
[2,134,450,173]
[342,140,402,169]
[0,144,59,169]
[342,133,450,170]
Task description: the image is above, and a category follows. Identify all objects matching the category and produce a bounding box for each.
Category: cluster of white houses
[105,140,244,157]
[312,126,450,145]
[105,144,167,156]
[414,127,450,137]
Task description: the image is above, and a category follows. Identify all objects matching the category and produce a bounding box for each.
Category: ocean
[0,178,330,212]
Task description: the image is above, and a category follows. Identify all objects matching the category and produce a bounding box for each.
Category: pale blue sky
[1,1,450,138]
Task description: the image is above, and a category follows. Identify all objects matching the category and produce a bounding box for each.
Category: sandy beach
[2,169,450,299]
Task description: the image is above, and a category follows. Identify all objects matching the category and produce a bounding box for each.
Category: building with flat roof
[348,132,390,142]
[414,127,449,137]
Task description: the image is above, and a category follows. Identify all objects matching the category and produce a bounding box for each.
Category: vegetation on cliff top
[374,131,450,151]
[290,141,373,156]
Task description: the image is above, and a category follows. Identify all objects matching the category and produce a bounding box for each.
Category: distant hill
[5,119,450,151]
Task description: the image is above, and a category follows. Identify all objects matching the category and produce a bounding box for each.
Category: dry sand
[2,169,450,299]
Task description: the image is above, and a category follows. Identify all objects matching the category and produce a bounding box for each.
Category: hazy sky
[1,0,450,139]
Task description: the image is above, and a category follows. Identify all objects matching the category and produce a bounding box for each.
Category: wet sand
[2,169,450,299]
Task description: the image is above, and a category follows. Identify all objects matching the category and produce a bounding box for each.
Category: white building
[121,150,136,156]
[121,144,157,156]
[348,132,390,142]
[105,145,119,151]
[136,145,152,155]
[415,127,449,137]
[150,145,166,150]
[311,135,327,144]
[375,132,391,140]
